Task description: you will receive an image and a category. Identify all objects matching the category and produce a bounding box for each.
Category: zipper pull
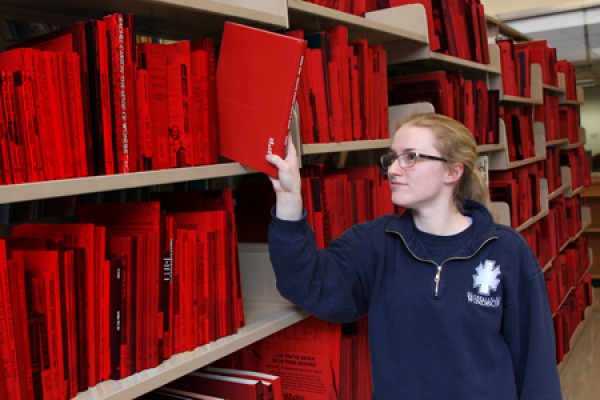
[434,265,442,297]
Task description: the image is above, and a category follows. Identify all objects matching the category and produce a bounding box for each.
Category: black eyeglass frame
[379,151,448,170]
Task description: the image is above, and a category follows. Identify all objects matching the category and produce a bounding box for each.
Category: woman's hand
[266,136,303,221]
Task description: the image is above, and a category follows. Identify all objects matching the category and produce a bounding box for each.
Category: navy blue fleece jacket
[268,200,562,400]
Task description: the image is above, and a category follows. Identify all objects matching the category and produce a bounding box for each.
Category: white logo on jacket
[467,260,502,308]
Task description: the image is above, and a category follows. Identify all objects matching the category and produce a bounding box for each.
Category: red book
[104,13,137,173]
[189,44,209,166]
[191,38,219,165]
[0,48,60,181]
[137,42,170,171]
[14,70,44,182]
[171,211,228,344]
[154,387,226,399]
[89,19,115,175]
[4,236,80,398]
[243,317,341,400]
[304,48,330,143]
[0,88,10,185]
[11,223,100,388]
[13,21,103,175]
[158,213,174,362]
[77,201,161,372]
[57,52,88,178]
[151,189,244,334]
[169,371,265,399]
[202,367,283,400]
[217,21,307,177]
[166,41,194,168]
[0,71,27,184]
[0,241,36,400]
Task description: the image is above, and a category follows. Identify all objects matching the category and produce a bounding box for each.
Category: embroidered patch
[467,260,502,308]
[473,259,501,295]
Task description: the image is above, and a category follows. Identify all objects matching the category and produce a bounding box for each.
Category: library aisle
[559,288,600,400]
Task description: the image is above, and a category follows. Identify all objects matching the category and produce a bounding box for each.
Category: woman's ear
[444,162,464,184]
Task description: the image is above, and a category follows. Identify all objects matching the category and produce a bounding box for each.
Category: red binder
[217,21,307,177]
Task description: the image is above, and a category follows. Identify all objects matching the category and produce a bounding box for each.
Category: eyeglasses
[379,151,447,170]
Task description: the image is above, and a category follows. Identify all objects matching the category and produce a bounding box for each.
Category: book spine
[0,258,20,399]
[14,70,44,182]
[106,14,130,173]
[1,71,27,184]
[286,54,305,135]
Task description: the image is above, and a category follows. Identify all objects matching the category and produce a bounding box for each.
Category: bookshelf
[581,182,600,280]
[0,0,289,39]
[0,1,593,398]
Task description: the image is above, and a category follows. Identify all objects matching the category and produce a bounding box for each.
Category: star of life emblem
[473,260,501,296]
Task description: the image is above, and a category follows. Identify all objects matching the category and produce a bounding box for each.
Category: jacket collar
[384,200,498,262]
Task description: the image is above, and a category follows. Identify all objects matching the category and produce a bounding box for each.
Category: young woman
[265,113,562,400]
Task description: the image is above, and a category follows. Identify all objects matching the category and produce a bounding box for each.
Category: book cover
[241,317,342,400]
[217,21,307,177]
[153,387,226,399]
[202,367,283,400]
[169,371,265,400]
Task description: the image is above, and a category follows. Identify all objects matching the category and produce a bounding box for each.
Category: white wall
[581,86,600,155]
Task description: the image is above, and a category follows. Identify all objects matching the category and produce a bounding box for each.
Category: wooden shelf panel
[302,139,391,155]
[0,0,288,40]
[287,0,427,45]
[74,302,308,399]
[0,163,257,204]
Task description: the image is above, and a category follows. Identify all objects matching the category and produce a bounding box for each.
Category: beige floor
[558,287,600,400]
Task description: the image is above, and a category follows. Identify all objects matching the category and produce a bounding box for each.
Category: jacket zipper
[434,265,442,297]
[387,230,499,298]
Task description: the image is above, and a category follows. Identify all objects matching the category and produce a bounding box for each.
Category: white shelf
[362,4,499,74]
[560,127,587,149]
[488,119,546,170]
[561,166,584,198]
[74,302,307,400]
[492,178,549,232]
[385,41,501,74]
[543,82,565,94]
[0,0,289,39]
[488,62,543,105]
[288,0,427,45]
[546,138,569,148]
[302,139,392,155]
[0,163,258,204]
[556,73,581,105]
[387,102,435,134]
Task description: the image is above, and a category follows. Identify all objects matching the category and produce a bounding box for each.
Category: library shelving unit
[581,182,600,280]
[0,1,593,398]
[0,1,304,399]
[485,17,594,368]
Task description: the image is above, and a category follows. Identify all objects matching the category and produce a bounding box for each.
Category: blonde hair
[394,113,492,213]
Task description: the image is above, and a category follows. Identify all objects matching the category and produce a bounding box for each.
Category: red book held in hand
[217,21,307,177]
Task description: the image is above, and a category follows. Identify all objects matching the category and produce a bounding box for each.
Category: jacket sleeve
[502,246,563,400]
[268,208,377,323]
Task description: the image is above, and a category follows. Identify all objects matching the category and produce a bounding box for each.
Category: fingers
[265,153,285,170]
[285,135,297,160]
[268,176,282,192]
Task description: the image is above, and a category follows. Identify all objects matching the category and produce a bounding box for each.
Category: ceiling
[483,1,600,87]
